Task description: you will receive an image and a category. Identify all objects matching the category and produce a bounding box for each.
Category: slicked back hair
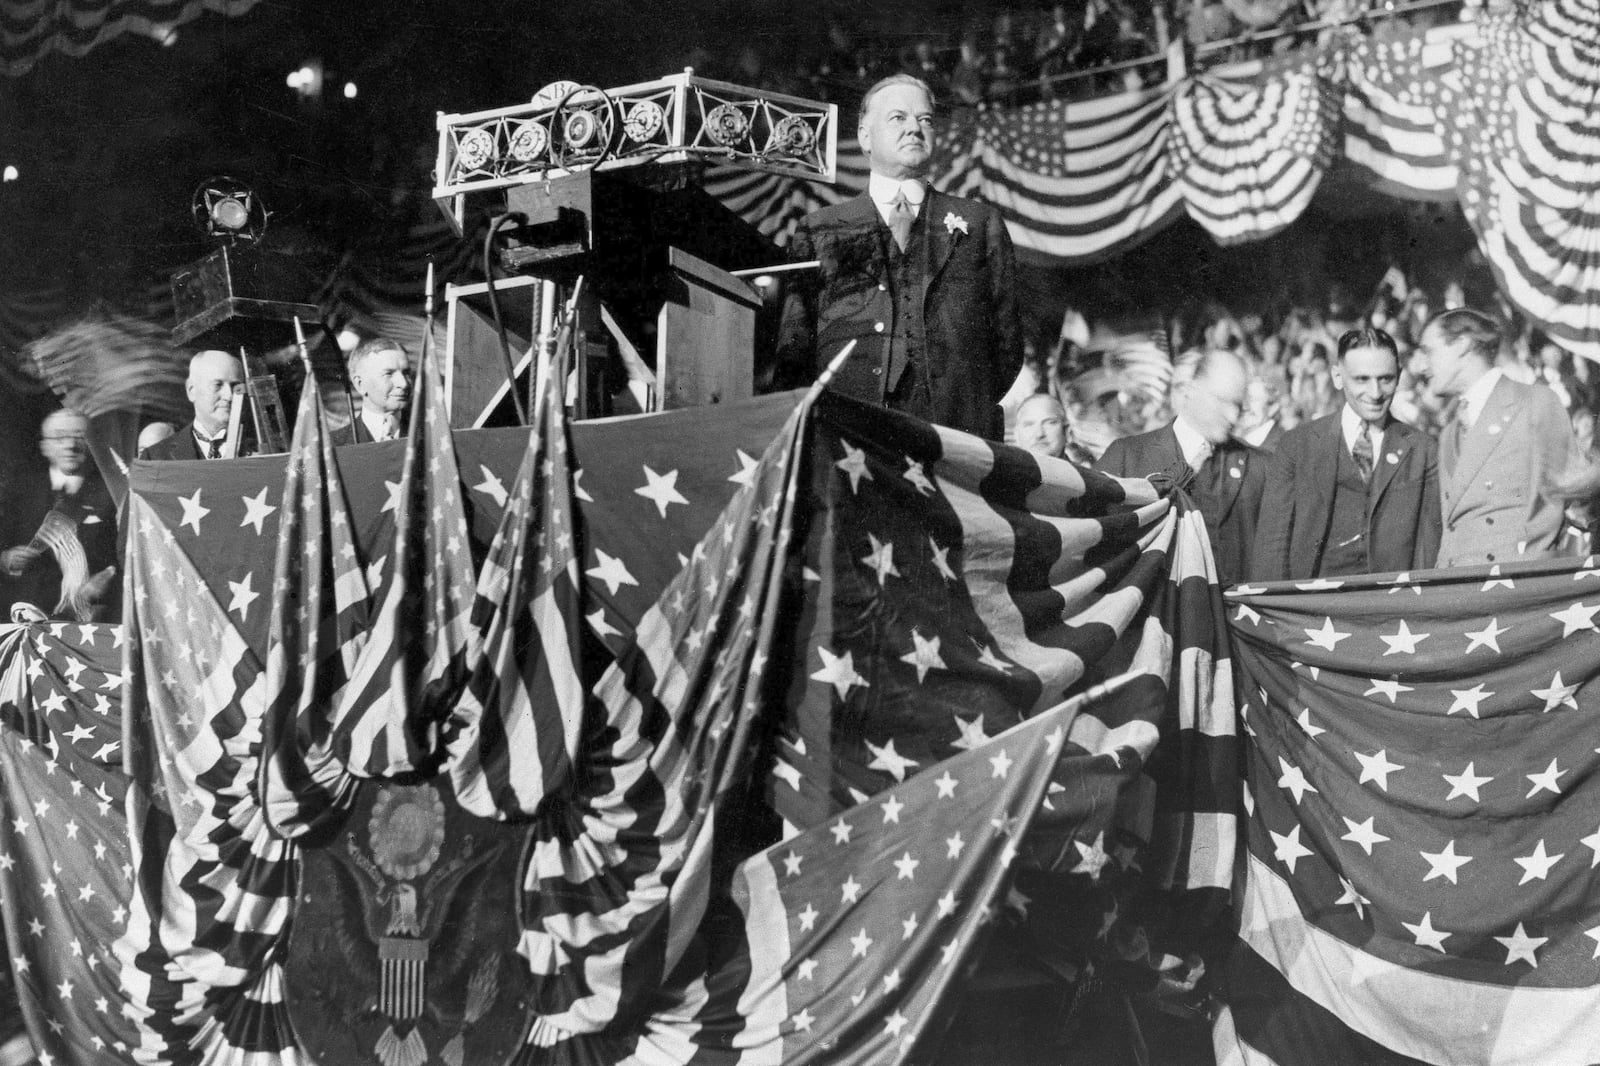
[1336,326,1399,364]
[1424,308,1501,364]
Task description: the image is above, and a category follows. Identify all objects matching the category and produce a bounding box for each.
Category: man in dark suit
[774,74,1022,440]
[344,337,411,444]
[1420,308,1579,567]
[140,349,245,460]
[1095,348,1266,586]
[1,410,119,622]
[1252,328,1441,581]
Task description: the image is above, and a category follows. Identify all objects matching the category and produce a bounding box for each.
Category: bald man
[141,350,246,460]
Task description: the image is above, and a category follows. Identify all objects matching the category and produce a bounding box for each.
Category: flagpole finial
[807,339,858,401]
[293,316,313,373]
[424,261,436,320]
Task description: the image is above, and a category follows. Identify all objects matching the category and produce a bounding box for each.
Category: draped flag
[639,676,1143,1066]
[448,332,585,819]
[334,332,478,778]
[259,371,372,839]
[515,378,817,1049]
[0,622,140,1066]
[1216,559,1600,1066]
[117,466,302,1066]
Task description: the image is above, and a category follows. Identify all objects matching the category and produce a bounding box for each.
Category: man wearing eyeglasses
[0,410,119,622]
[1095,348,1266,586]
[1252,328,1441,581]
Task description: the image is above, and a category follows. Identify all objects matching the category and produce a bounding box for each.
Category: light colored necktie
[888,190,915,252]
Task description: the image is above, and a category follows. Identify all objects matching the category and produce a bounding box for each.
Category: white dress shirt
[1340,404,1384,465]
[868,172,925,228]
[1456,367,1503,430]
[1172,416,1213,470]
[360,408,402,442]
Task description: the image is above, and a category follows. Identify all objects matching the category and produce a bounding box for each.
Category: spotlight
[343,82,358,100]
[191,177,268,243]
[2,166,16,182]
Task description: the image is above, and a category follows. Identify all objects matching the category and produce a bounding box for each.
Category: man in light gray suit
[1421,308,1578,567]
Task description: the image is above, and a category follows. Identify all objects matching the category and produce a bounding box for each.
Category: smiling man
[345,337,412,443]
[141,349,246,460]
[773,74,1021,439]
[1252,327,1441,580]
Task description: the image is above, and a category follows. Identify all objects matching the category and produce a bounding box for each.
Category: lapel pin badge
[1386,452,1399,464]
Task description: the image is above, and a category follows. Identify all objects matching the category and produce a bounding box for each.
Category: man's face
[1335,345,1400,427]
[1179,358,1249,444]
[1417,326,1467,399]
[1015,397,1068,459]
[40,413,89,475]
[858,83,934,180]
[187,351,245,435]
[352,348,411,416]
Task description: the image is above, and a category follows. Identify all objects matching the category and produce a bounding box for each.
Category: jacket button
[1486,518,1494,525]
[1487,553,1496,561]
[871,367,882,375]
[874,322,885,333]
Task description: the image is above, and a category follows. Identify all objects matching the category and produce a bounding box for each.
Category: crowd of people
[701,0,1471,109]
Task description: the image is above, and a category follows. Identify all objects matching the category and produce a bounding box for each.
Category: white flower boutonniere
[943,212,968,237]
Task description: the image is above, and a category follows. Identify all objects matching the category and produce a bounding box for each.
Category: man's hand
[82,565,118,604]
[0,546,41,577]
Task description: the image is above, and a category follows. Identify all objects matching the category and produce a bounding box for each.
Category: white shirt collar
[1458,367,1503,427]
[1339,403,1384,452]
[1171,417,1212,468]
[362,407,401,441]
[49,467,84,494]
[868,172,925,209]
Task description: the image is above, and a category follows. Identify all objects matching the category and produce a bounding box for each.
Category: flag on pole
[333,323,478,778]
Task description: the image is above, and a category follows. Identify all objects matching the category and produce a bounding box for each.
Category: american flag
[1216,558,1600,1066]
[332,329,479,778]
[259,371,372,839]
[0,622,140,1066]
[447,332,585,819]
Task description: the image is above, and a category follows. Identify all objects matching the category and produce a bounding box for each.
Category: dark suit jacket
[1095,424,1267,587]
[0,465,119,622]
[1251,413,1441,581]
[139,421,205,461]
[774,188,1022,440]
[1438,376,1577,567]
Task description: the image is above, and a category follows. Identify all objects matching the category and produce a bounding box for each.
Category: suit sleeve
[1414,434,1443,570]
[1533,387,1580,488]
[1250,440,1300,581]
[770,221,820,393]
[984,206,1024,395]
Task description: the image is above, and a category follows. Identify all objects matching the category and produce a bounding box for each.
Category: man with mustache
[140,349,246,460]
[773,74,1022,439]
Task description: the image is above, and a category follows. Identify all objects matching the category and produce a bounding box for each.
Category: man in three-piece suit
[1421,308,1579,567]
[774,74,1022,440]
[1252,328,1441,581]
[140,349,246,461]
[1095,348,1267,586]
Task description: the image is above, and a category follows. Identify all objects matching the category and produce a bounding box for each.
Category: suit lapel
[1448,378,1515,510]
[922,190,958,296]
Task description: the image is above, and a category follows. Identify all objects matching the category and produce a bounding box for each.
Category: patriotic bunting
[1217,558,1600,1066]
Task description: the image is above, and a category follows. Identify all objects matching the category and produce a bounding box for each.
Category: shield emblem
[286,778,535,1066]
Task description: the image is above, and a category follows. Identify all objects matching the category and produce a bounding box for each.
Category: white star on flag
[951,714,989,750]
[585,549,638,595]
[1493,923,1547,967]
[1364,677,1412,703]
[1420,839,1473,884]
[1525,757,1565,797]
[928,538,958,582]
[1447,684,1493,718]
[1353,749,1403,791]
[1340,816,1389,855]
[226,573,260,623]
[1302,617,1351,651]
[1443,762,1492,803]
[1270,825,1314,874]
[835,441,873,493]
[1551,600,1600,638]
[1513,840,1563,884]
[239,487,276,535]
[1531,672,1581,712]
[634,465,689,518]
[893,852,919,880]
[901,458,935,495]
[861,534,901,586]
[1379,620,1429,655]
[176,488,210,535]
[728,449,760,487]
[1275,757,1318,804]
[1463,617,1507,654]
[472,464,509,507]
[865,737,918,782]
[1295,709,1325,739]
[382,478,402,514]
[1073,831,1111,880]
[1403,911,1450,952]
[899,630,945,682]
[810,646,868,701]
[1333,877,1369,920]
